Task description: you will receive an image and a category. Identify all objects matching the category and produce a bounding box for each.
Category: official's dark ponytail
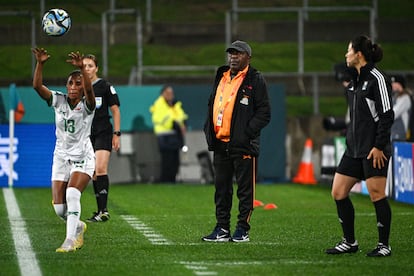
[371,43,383,63]
[351,35,383,63]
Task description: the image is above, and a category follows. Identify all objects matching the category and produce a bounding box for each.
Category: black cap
[226,40,252,56]
[390,75,406,89]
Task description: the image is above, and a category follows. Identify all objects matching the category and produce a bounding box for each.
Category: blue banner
[393,142,414,204]
[0,124,55,187]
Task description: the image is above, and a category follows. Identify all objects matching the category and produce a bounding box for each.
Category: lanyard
[216,73,244,128]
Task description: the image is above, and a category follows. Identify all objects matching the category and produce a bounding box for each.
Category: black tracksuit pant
[160,148,179,183]
[213,148,255,231]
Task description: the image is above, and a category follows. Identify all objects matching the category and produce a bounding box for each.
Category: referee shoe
[325,238,359,254]
[366,243,391,257]
[87,211,110,222]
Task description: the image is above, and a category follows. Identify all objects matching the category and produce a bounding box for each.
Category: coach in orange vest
[202,40,271,243]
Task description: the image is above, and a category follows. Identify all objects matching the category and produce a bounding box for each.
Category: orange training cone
[254,199,264,208]
[264,203,278,210]
[292,138,317,185]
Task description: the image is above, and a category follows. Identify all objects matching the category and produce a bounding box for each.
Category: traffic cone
[292,138,317,185]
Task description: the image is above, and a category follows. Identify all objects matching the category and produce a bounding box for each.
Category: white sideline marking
[121,215,218,275]
[180,261,218,275]
[357,211,414,217]
[120,215,172,245]
[180,259,335,271]
[3,188,42,276]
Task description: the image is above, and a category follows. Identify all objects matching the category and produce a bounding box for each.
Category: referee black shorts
[91,131,113,152]
[336,154,389,180]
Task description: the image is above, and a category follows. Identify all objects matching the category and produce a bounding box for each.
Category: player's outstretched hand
[66,51,84,68]
[32,47,50,64]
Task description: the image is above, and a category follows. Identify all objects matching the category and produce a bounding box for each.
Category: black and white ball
[42,8,71,37]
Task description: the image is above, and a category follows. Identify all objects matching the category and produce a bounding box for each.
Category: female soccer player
[82,54,121,222]
[325,35,394,257]
[32,47,96,252]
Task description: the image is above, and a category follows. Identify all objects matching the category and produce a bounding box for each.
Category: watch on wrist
[113,131,121,136]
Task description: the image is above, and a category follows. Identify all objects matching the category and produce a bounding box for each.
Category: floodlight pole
[146,0,152,40]
[297,9,304,75]
[225,11,231,62]
[40,0,45,21]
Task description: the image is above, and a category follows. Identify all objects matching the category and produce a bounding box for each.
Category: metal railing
[226,5,377,75]
[102,9,143,83]
[0,11,36,74]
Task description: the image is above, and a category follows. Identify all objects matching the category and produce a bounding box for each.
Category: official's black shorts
[336,154,389,180]
[90,131,112,151]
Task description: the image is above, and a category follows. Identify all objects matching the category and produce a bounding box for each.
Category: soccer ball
[42,8,71,37]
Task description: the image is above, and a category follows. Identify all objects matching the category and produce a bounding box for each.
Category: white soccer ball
[42,8,71,37]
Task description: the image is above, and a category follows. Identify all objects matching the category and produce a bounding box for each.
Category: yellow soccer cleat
[75,221,87,249]
[56,238,77,253]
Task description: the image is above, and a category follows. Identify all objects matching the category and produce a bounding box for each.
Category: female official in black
[83,54,121,222]
[325,35,394,257]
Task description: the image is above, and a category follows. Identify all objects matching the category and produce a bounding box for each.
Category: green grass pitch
[1,183,413,275]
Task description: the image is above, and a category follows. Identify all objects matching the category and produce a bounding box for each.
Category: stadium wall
[0,84,286,186]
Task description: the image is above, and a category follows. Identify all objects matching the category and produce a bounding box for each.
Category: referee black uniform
[89,78,120,220]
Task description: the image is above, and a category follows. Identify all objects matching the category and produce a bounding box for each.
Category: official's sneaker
[325,238,359,254]
[56,238,77,253]
[75,221,87,249]
[202,226,231,242]
[87,211,110,222]
[366,243,391,257]
[231,227,250,243]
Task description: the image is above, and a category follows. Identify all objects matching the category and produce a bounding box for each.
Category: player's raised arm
[67,51,95,111]
[32,47,52,101]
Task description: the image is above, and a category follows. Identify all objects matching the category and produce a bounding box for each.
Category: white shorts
[51,152,95,182]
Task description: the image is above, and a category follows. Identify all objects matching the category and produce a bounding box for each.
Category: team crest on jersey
[96,97,102,109]
[362,81,368,90]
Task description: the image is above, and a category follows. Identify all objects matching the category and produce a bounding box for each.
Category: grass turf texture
[1,183,413,275]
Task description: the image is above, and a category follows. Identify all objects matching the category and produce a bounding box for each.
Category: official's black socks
[335,197,355,243]
[92,180,99,209]
[373,197,392,246]
[97,175,109,212]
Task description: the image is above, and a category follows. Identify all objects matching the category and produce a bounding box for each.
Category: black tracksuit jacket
[204,65,271,156]
[344,63,394,158]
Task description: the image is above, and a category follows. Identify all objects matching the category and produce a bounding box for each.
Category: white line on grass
[174,241,282,246]
[179,259,339,275]
[357,211,414,217]
[121,215,218,274]
[179,260,335,275]
[120,215,172,245]
[180,261,218,275]
[3,188,42,276]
